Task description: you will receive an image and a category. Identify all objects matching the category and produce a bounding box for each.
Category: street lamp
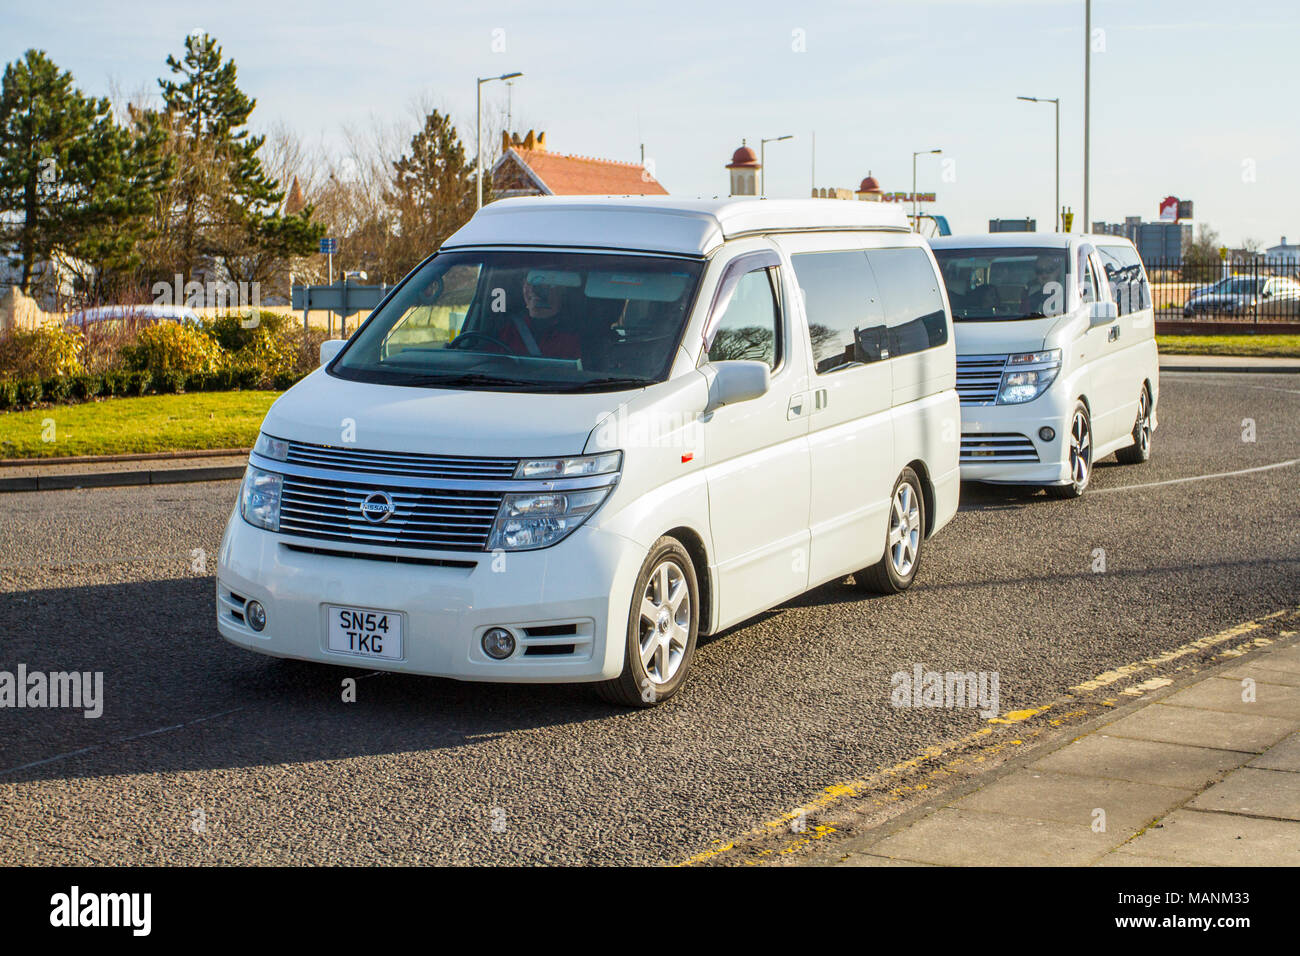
[1084,0,1092,231]
[760,135,794,197]
[1018,95,1061,230]
[912,148,942,230]
[477,71,523,210]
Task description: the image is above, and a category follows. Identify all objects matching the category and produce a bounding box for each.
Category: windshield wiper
[396,372,542,389]
[550,376,654,392]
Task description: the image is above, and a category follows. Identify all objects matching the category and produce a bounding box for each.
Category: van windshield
[331,250,705,392]
[933,247,1070,321]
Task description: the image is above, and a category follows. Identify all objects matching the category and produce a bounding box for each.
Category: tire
[1045,402,1092,499]
[853,468,925,594]
[1114,385,1153,465]
[595,536,699,707]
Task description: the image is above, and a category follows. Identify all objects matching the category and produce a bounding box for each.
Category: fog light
[482,627,516,660]
[1039,426,1056,442]
[245,600,266,632]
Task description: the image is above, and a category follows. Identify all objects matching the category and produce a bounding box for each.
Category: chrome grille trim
[284,440,518,481]
[955,353,1008,406]
[248,454,620,493]
[960,433,1040,463]
[277,474,503,551]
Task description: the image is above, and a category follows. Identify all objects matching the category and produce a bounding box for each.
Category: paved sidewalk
[823,640,1300,866]
[1160,354,1300,373]
[0,449,248,492]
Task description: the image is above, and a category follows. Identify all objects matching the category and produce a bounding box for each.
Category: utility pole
[1084,0,1092,231]
[477,71,523,210]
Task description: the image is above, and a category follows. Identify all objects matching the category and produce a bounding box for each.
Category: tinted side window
[866,247,949,356]
[1078,249,1097,304]
[706,268,781,369]
[790,251,886,374]
[1098,244,1151,315]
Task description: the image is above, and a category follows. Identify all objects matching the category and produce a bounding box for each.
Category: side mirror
[1089,301,1118,325]
[319,339,346,366]
[704,360,770,413]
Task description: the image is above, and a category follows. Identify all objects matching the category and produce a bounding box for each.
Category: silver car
[1183,275,1300,318]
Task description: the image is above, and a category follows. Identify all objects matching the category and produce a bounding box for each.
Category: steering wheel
[447,331,515,354]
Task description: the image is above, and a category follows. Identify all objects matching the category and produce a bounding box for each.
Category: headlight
[253,432,289,461]
[514,451,622,479]
[488,487,613,551]
[997,349,1061,405]
[240,465,283,531]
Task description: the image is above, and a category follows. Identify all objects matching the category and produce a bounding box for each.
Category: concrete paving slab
[1028,734,1250,790]
[1100,703,1298,753]
[1220,663,1300,687]
[1093,852,1217,867]
[1112,809,1300,866]
[1188,767,1300,821]
[950,768,1191,833]
[1264,644,1300,671]
[1160,675,1300,720]
[1249,734,1300,772]
[865,808,1117,866]
[834,854,934,867]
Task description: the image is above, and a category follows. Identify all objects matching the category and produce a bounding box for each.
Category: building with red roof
[491,131,668,198]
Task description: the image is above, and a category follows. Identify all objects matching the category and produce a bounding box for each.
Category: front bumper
[959,398,1071,485]
[215,513,641,682]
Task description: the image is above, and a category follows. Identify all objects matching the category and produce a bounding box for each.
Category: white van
[217,197,960,705]
[930,233,1158,498]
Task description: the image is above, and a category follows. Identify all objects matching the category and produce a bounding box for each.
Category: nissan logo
[359,490,396,524]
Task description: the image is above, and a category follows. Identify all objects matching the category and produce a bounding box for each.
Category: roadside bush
[204,311,288,353]
[0,323,85,379]
[16,379,43,406]
[0,380,17,410]
[156,370,186,394]
[120,322,222,377]
[102,370,130,397]
[126,370,152,396]
[42,375,72,402]
[70,374,104,400]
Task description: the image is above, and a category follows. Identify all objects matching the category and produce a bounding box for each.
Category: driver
[500,275,582,360]
[1021,256,1063,316]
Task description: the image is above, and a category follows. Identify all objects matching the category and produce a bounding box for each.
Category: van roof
[442,196,911,257]
[930,232,1136,251]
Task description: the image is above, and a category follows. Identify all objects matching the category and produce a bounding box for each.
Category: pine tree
[385,109,477,279]
[155,32,320,285]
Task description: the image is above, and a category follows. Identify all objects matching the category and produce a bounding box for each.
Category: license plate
[327,606,402,660]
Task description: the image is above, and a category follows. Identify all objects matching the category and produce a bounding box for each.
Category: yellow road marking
[677,605,1300,867]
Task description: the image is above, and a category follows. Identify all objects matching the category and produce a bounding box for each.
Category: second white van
[931,233,1159,498]
[217,197,960,705]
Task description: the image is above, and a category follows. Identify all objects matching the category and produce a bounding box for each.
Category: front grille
[960,433,1040,463]
[285,440,518,481]
[278,474,502,551]
[955,354,1008,405]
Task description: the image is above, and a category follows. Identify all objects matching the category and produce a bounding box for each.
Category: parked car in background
[64,303,203,327]
[217,197,961,705]
[1183,275,1300,318]
[932,233,1158,498]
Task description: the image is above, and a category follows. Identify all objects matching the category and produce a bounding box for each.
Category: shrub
[71,374,104,400]
[0,380,17,410]
[16,378,43,406]
[0,323,85,379]
[102,370,130,397]
[127,370,152,396]
[42,375,72,402]
[204,311,288,353]
[156,370,186,394]
[120,322,222,377]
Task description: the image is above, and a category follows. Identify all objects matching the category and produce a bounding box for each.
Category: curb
[1159,362,1300,373]
[0,447,250,468]
[0,464,245,493]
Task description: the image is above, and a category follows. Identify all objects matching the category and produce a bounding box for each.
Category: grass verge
[0,390,280,459]
[1156,334,1300,358]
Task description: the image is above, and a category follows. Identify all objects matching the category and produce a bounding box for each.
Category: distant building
[492,130,667,198]
[990,218,1036,233]
[726,142,760,197]
[809,173,884,202]
[1093,217,1191,265]
[1265,236,1299,265]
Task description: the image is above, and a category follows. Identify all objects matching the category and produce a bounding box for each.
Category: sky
[2,0,1296,248]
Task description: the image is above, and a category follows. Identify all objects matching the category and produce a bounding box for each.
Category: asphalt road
[2,371,1298,865]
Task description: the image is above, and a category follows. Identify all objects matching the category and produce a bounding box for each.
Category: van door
[778,238,895,587]
[1077,243,1126,447]
[1098,241,1156,425]
[700,248,811,629]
